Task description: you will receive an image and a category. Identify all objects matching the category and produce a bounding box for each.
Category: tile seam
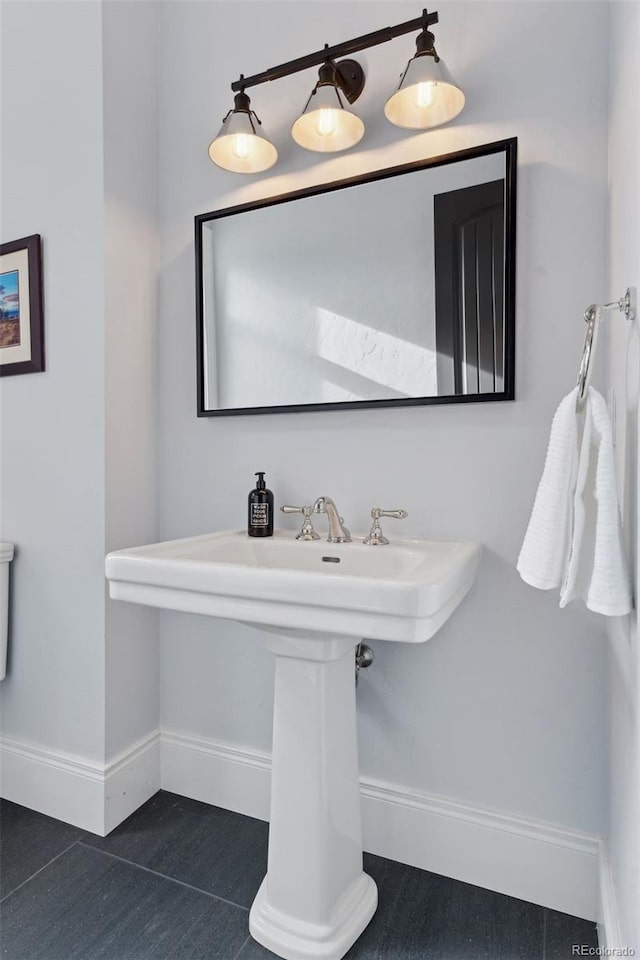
[0,839,81,904]
[229,934,252,960]
[76,841,251,913]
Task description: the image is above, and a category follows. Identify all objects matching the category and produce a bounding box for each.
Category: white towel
[517,386,632,616]
[517,388,580,591]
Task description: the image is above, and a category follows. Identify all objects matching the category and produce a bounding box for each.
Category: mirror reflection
[196,139,516,416]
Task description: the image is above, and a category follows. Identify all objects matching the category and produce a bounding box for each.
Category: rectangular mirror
[196,138,516,416]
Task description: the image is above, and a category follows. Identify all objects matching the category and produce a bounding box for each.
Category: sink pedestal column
[249,631,377,960]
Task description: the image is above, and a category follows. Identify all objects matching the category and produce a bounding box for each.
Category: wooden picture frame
[0,234,44,376]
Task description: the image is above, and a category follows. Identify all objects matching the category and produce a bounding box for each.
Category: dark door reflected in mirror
[434,179,505,395]
[195,138,516,416]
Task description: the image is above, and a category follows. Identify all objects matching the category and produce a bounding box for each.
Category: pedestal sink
[106,530,481,960]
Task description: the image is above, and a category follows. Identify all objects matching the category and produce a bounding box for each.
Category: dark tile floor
[0,791,598,960]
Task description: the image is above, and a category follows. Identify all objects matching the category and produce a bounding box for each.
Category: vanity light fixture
[208,90,278,174]
[209,8,463,174]
[384,25,465,129]
[292,61,365,153]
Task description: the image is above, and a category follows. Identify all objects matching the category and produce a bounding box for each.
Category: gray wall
[158,1,609,835]
[0,1,160,776]
[103,0,160,761]
[606,0,640,949]
[0,1,107,760]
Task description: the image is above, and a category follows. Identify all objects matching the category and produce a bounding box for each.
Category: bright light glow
[316,109,338,137]
[415,82,435,109]
[232,133,251,160]
[316,307,438,397]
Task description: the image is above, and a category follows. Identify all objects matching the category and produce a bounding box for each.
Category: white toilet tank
[0,543,14,681]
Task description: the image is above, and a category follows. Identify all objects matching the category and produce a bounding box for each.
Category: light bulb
[292,65,364,152]
[415,82,435,109]
[316,108,338,138]
[232,133,250,160]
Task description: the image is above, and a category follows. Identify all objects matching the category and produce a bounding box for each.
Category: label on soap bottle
[250,502,269,527]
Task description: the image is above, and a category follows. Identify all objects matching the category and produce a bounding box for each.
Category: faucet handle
[280,505,320,541]
[363,508,408,546]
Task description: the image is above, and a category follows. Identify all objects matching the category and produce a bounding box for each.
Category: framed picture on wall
[0,234,44,377]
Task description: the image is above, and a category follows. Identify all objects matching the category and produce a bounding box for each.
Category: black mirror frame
[195,136,517,417]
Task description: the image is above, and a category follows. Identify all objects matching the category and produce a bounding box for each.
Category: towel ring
[576,287,636,409]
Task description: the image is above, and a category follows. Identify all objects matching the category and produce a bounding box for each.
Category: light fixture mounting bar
[230,9,439,92]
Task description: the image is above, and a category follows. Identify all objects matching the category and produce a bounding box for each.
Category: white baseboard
[0,736,107,834]
[0,731,160,836]
[160,729,599,922]
[161,730,271,822]
[0,725,601,920]
[104,733,162,834]
[598,842,623,950]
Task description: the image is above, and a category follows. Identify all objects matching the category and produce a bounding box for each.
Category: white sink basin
[106,529,481,643]
[106,528,481,960]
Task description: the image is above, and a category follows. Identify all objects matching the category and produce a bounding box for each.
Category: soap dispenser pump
[248,472,274,538]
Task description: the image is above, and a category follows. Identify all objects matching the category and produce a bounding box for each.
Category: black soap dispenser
[248,472,274,538]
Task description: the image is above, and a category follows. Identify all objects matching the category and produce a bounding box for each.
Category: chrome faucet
[313,497,351,543]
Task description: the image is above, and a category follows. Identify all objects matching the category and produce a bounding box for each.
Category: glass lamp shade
[292,82,364,153]
[384,54,465,130]
[208,104,278,174]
